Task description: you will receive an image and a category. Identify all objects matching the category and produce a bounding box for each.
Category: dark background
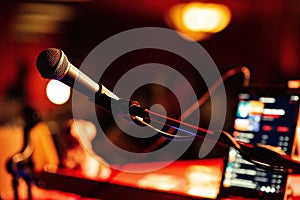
[0,0,299,160]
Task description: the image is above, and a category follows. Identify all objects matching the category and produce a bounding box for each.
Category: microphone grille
[36,48,69,79]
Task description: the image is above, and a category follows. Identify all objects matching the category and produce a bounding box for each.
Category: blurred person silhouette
[60,119,111,180]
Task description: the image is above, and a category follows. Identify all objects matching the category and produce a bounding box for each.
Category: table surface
[37,158,300,199]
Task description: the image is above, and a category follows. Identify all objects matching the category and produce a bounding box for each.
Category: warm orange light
[288,80,300,89]
[138,173,183,191]
[185,165,222,198]
[293,108,300,161]
[67,119,111,180]
[167,2,231,41]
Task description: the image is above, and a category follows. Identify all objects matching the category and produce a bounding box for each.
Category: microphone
[36,48,148,121]
[36,48,119,100]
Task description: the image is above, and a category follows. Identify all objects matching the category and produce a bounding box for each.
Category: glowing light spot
[288,80,300,89]
[46,80,71,105]
[167,2,231,41]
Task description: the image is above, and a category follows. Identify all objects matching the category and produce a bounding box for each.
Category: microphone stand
[6,106,40,200]
[96,89,300,175]
[93,65,300,175]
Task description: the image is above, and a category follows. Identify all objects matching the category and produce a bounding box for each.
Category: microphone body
[36,48,148,120]
[37,49,109,99]
[60,61,100,99]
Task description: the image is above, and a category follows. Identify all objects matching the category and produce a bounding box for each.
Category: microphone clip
[94,91,150,126]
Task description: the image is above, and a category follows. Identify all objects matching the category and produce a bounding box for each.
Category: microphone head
[36,48,69,79]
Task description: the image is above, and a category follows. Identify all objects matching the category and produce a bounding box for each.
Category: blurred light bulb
[288,80,300,89]
[46,80,71,105]
[183,6,216,32]
[167,2,231,41]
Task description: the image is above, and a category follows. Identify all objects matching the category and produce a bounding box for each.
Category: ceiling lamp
[167,2,231,41]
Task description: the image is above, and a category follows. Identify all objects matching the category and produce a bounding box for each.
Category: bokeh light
[167,2,231,41]
[46,80,71,105]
